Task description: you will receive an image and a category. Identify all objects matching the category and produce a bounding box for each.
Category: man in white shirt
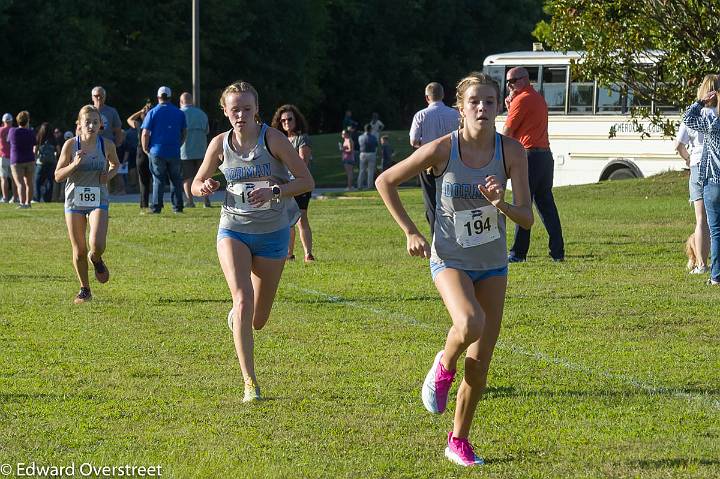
[409,82,461,235]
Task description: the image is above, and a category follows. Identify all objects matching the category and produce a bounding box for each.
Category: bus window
[597,84,625,113]
[542,66,567,114]
[569,67,593,114]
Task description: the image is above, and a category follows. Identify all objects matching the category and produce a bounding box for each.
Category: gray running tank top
[219,124,300,234]
[430,131,508,270]
[64,136,109,210]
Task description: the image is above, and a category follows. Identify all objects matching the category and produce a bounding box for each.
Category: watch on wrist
[272,185,281,200]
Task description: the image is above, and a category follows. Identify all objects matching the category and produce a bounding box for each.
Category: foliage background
[0,0,544,134]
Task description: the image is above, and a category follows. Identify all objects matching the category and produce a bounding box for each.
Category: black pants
[419,170,436,237]
[136,148,151,208]
[509,150,564,260]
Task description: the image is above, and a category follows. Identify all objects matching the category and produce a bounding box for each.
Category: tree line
[0,0,544,135]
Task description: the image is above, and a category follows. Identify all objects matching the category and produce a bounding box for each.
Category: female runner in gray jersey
[55,105,120,304]
[191,81,314,403]
[376,72,533,467]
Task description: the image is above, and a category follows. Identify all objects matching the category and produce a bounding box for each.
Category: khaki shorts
[0,157,10,178]
[11,161,34,177]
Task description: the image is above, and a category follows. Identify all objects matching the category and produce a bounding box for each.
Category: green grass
[1,171,719,478]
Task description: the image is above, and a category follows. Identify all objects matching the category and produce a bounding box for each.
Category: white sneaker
[227,309,234,332]
[707,278,720,286]
[690,266,708,274]
[243,378,261,403]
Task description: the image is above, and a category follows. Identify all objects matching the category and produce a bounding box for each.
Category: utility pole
[192,0,200,106]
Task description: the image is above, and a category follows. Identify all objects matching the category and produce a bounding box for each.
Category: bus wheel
[607,168,636,181]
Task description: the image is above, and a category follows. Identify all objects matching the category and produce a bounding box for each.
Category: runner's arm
[484,137,533,229]
[54,138,82,182]
[375,139,449,258]
[192,134,223,197]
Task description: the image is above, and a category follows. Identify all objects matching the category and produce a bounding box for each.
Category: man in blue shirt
[179,92,210,208]
[141,86,187,214]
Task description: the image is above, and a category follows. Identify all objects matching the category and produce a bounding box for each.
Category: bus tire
[607,167,636,181]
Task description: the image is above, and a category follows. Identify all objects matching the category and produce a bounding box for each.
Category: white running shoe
[421,350,455,414]
[227,309,234,332]
[445,432,484,467]
[243,378,261,403]
[689,266,708,274]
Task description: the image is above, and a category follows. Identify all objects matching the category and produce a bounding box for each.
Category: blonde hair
[220,81,261,123]
[16,110,29,126]
[454,72,501,127]
[697,74,719,107]
[77,105,101,124]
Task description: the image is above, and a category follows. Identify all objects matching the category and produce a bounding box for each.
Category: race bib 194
[225,181,271,211]
[454,206,500,248]
[74,186,101,208]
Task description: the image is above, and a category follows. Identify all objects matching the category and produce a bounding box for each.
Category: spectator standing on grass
[180,92,210,208]
[141,86,187,214]
[410,82,461,236]
[0,113,15,203]
[683,80,720,286]
[128,102,152,213]
[357,123,378,190]
[342,109,357,130]
[369,112,384,140]
[341,129,354,190]
[33,122,57,202]
[54,105,120,304]
[380,134,395,172]
[676,74,717,274]
[191,81,313,402]
[8,110,36,208]
[376,72,533,467]
[502,67,565,263]
[271,104,315,262]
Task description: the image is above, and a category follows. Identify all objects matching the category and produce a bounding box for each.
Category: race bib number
[74,186,101,208]
[226,181,271,211]
[454,206,500,248]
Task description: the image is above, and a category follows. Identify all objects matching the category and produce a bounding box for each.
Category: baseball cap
[157,86,172,98]
[2,113,12,122]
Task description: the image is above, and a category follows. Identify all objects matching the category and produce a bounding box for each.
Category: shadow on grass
[156,298,225,304]
[1,273,66,281]
[0,392,100,402]
[626,458,720,468]
[484,386,720,399]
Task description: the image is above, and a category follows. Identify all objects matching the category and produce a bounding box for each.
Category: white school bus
[483,50,682,186]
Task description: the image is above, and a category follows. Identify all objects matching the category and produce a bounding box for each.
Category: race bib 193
[225,181,271,211]
[74,186,101,208]
[454,206,500,248]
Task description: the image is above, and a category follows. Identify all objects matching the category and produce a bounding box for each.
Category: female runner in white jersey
[191,81,314,402]
[376,72,533,466]
[55,105,120,304]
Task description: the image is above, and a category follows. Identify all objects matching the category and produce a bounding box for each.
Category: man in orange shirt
[502,67,565,262]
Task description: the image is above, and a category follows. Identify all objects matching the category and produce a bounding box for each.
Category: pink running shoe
[445,432,484,467]
[421,350,455,414]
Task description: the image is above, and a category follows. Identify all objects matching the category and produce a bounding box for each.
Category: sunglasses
[506,77,524,85]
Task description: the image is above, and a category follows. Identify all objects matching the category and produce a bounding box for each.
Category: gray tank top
[64,136,109,210]
[430,130,508,271]
[219,124,300,233]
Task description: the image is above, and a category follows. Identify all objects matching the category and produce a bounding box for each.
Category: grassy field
[1,171,718,478]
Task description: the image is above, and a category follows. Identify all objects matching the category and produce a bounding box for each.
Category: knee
[455,312,485,344]
[463,357,490,388]
[72,246,88,262]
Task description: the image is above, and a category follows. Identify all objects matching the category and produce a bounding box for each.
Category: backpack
[37,142,56,164]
